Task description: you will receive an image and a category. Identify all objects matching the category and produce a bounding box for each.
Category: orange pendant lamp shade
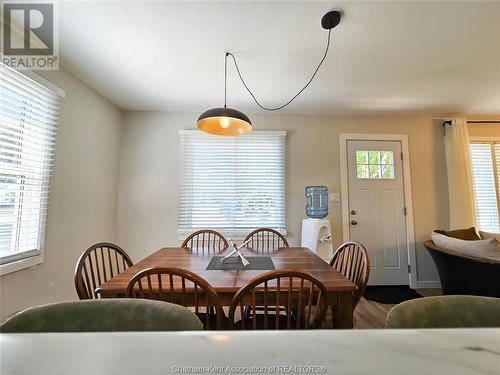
[197,107,252,136]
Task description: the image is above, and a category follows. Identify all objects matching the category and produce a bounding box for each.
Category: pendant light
[197,10,342,136]
[197,53,253,136]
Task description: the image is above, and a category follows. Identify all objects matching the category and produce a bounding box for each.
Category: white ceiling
[59,1,500,115]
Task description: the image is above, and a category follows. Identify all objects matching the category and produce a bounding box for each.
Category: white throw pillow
[479,231,500,242]
[431,232,498,253]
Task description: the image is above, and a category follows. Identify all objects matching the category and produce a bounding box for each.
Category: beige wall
[0,67,123,322]
[116,112,449,286]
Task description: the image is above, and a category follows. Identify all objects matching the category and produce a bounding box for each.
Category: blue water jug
[305,186,328,219]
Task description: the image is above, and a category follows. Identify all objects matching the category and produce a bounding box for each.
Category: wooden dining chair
[74,242,133,299]
[330,241,370,310]
[126,267,225,330]
[228,270,328,330]
[244,228,289,252]
[181,229,228,254]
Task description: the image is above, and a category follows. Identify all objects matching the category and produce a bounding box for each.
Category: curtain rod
[442,120,500,126]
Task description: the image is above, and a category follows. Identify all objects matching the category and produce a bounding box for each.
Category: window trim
[178,130,286,136]
[0,253,43,276]
[19,69,66,99]
[469,136,500,231]
[177,130,287,240]
[0,65,64,275]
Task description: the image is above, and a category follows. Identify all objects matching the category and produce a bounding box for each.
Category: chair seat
[0,299,203,333]
[233,314,299,330]
[386,295,500,328]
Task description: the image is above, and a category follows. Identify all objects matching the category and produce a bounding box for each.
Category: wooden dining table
[96,247,356,328]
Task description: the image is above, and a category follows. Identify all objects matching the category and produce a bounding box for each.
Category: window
[469,141,500,232]
[356,150,394,179]
[178,130,286,237]
[0,63,60,271]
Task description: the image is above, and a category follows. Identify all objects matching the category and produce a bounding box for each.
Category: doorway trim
[339,134,417,288]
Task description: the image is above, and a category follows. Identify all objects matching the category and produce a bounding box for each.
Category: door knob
[351,220,358,225]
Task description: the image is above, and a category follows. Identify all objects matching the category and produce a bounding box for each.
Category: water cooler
[301,219,333,261]
[301,186,333,261]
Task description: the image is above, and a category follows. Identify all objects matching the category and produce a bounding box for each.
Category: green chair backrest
[386,295,500,328]
[0,299,203,333]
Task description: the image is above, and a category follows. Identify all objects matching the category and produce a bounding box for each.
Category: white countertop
[1,329,499,375]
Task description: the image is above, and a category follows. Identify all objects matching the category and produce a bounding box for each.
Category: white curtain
[444,117,476,229]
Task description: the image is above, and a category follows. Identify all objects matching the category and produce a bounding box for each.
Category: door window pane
[356,150,394,179]
[369,165,381,178]
[356,151,368,165]
[381,151,393,165]
[368,151,380,164]
[381,165,394,179]
[357,165,368,179]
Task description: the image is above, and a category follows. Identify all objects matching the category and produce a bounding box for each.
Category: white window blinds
[0,63,60,265]
[178,131,286,237]
[469,142,500,232]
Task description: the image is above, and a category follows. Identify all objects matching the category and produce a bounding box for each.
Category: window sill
[0,254,43,276]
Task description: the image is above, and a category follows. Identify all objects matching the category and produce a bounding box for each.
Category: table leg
[332,292,353,329]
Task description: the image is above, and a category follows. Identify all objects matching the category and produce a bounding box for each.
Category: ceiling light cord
[224,50,228,108]
[225,28,332,111]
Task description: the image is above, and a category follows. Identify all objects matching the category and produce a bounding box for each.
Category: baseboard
[416,280,441,289]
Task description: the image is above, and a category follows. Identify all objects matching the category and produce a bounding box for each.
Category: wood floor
[353,288,442,329]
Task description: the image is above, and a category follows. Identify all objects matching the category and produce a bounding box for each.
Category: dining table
[96,246,356,328]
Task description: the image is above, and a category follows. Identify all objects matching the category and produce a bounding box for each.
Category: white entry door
[346,140,409,285]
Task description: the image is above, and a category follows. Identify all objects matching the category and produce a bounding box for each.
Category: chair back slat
[330,241,370,309]
[245,228,289,252]
[87,252,98,295]
[75,242,133,300]
[296,278,304,329]
[181,229,228,254]
[81,263,93,298]
[228,270,328,330]
[126,267,225,330]
[100,248,107,280]
[275,277,281,328]
[94,250,103,286]
[106,248,114,278]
